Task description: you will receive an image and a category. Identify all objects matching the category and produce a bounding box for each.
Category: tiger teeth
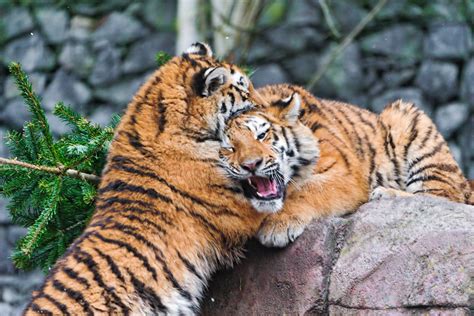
[248,178,255,188]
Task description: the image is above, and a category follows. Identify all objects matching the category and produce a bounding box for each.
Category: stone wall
[0,1,472,314]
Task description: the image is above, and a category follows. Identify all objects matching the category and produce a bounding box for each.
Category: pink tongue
[252,177,277,197]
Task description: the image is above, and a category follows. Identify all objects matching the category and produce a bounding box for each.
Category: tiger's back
[259,84,472,206]
[23,43,267,315]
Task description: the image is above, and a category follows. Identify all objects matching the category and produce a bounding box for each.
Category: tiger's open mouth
[240,176,284,200]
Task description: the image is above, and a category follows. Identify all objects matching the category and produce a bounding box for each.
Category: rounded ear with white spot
[185,42,213,57]
[280,93,301,124]
[202,67,230,97]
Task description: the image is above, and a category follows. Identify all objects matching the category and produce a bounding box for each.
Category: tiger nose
[241,158,263,171]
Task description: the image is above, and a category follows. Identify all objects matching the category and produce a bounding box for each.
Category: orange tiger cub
[220,84,472,248]
[23,43,269,315]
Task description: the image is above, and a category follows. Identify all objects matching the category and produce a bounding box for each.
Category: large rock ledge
[202,196,474,315]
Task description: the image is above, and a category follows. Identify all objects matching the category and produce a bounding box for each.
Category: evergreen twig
[0,157,100,183]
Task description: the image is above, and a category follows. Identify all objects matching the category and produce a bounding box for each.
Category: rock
[331,1,367,34]
[0,98,31,128]
[329,196,474,309]
[142,0,177,30]
[0,128,10,158]
[0,197,10,224]
[42,70,92,111]
[0,228,12,274]
[424,23,472,59]
[329,306,471,315]
[2,8,34,40]
[92,12,148,45]
[315,43,363,99]
[283,52,319,84]
[461,58,474,108]
[7,226,26,246]
[448,142,463,168]
[87,106,116,127]
[122,34,175,74]
[69,0,129,16]
[382,69,415,88]
[371,88,431,116]
[59,42,95,78]
[287,0,321,25]
[45,113,71,136]
[267,25,323,52]
[361,24,423,61]
[89,42,122,85]
[4,73,47,100]
[250,64,289,88]
[202,218,350,315]
[95,75,146,108]
[36,8,69,44]
[0,303,14,316]
[377,0,407,19]
[415,60,458,103]
[2,35,56,72]
[434,103,469,139]
[68,16,95,41]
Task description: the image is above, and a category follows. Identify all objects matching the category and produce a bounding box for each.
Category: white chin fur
[250,198,283,214]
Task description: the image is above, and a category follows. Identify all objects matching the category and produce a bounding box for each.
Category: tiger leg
[378,100,471,204]
[369,186,413,201]
[257,171,366,247]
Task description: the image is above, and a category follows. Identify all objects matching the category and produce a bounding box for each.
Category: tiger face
[181,43,266,140]
[219,93,319,213]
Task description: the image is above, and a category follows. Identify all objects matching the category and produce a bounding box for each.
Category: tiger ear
[202,67,230,97]
[185,42,213,57]
[279,93,301,124]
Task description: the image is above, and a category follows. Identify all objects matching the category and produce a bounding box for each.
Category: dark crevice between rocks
[329,302,472,311]
[306,216,354,315]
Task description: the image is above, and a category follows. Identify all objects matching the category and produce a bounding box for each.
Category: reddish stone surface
[201,218,349,315]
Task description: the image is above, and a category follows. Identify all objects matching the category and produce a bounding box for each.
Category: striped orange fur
[220,84,472,247]
[23,43,269,315]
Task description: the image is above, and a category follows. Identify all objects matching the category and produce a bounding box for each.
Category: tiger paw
[256,216,307,248]
[370,186,413,201]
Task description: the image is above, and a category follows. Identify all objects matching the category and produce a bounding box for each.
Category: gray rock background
[0,1,472,314]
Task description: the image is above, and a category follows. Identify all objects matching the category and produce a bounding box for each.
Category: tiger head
[219,93,319,213]
[178,42,266,140]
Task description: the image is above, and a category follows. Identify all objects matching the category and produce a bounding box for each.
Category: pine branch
[0,157,100,183]
[8,62,60,163]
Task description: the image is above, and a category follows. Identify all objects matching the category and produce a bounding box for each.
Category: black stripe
[98,180,173,204]
[96,197,153,210]
[387,131,402,187]
[41,293,71,316]
[157,101,167,134]
[407,163,458,181]
[403,111,420,160]
[418,125,433,150]
[376,172,384,187]
[101,222,193,302]
[52,279,93,316]
[408,140,445,170]
[92,232,158,279]
[177,252,205,282]
[109,158,241,218]
[310,121,323,132]
[335,107,365,158]
[175,206,228,245]
[318,161,336,174]
[319,139,351,171]
[93,247,125,283]
[353,108,377,133]
[73,249,130,314]
[125,268,168,313]
[31,303,53,316]
[406,174,457,189]
[62,267,91,289]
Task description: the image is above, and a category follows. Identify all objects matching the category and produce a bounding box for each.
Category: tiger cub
[24,43,269,315]
[220,84,472,248]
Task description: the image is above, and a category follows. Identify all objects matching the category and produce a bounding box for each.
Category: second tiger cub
[219,84,473,247]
